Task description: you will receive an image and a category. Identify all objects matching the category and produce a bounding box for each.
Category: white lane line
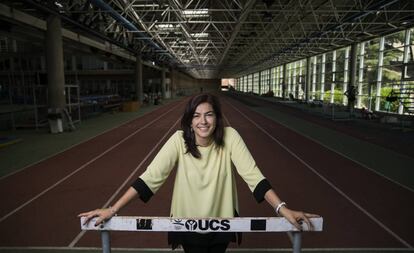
[223,114,232,127]
[205,112,295,244]
[226,100,413,248]
[0,102,183,224]
[0,101,181,181]
[68,117,181,247]
[252,104,414,194]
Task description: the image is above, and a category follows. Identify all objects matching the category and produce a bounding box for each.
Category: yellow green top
[139,127,266,218]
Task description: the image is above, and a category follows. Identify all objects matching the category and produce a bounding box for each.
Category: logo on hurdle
[136,219,153,230]
[185,219,198,230]
[182,219,231,231]
[172,219,184,230]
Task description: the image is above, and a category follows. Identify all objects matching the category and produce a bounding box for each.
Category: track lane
[223,97,414,248]
[69,115,182,247]
[0,101,186,246]
[76,113,236,248]
[0,100,184,219]
[2,93,412,249]
[74,95,411,249]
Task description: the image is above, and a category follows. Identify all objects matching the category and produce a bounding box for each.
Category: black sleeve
[253,179,272,203]
[131,178,154,203]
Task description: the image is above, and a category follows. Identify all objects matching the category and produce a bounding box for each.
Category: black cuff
[253,179,272,203]
[131,178,153,203]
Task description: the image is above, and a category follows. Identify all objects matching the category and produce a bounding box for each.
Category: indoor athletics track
[0,94,413,251]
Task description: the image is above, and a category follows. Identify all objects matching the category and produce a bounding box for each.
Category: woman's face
[191,102,217,145]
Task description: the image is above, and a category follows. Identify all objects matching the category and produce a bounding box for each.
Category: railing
[81,216,323,253]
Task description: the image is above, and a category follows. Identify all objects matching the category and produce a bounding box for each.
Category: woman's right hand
[78,207,116,226]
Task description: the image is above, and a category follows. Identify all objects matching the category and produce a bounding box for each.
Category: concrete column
[161,67,166,99]
[267,70,271,92]
[103,60,110,94]
[347,43,358,113]
[349,43,358,92]
[306,57,311,101]
[46,14,66,109]
[171,69,177,98]
[258,71,261,95]
[282,63,287,99]
[135,55,143,102]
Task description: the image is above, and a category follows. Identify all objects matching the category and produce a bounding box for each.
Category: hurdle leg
[101,231,111,253]
[291,232,302,253]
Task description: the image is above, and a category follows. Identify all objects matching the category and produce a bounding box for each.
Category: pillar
[46,14,66,109]
[349,43,358,93]
[161,67,166,99]
[347,43,358,113]
[135,55,143,102]
[258,71,261,95]
[305,57,311,101]
[171,69,176,98]
[282,63,287,99]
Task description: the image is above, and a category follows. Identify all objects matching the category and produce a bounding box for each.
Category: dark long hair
[181,94,224,158]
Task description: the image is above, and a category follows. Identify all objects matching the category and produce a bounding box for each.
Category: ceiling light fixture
[182,9,209,18]
[191,33,209,38]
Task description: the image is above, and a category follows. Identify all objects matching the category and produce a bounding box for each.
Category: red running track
[0,95,413,249]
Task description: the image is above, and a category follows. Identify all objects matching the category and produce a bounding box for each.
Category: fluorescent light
[182,9,209,18]
[54,1,63,8]
[191,33,209,38]
[133,4,159,7]
[175,40,188,44]
[156,24,179,30]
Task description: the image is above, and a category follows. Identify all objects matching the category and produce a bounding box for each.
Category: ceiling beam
[218,0,256,65]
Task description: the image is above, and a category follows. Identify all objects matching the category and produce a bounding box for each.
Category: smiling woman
[181,94,223,158]
[191,103,217,144]
[79,93,318,253]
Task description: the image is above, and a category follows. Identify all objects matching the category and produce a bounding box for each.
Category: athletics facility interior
[0,0,414,252]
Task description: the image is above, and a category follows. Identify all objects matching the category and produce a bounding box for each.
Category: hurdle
[81,216,323,253]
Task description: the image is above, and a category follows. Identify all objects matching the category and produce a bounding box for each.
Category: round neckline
[197,142,214,148]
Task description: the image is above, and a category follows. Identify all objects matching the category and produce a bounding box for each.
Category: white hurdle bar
[81,216,323,253]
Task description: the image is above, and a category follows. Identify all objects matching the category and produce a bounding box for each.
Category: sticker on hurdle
[81,216,323,253]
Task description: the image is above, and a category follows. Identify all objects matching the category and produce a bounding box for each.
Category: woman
[79,93,318,253]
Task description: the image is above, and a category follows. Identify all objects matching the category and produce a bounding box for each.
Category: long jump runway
[0,96,413,250]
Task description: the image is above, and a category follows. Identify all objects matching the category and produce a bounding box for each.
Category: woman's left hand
[279,207,319,231]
